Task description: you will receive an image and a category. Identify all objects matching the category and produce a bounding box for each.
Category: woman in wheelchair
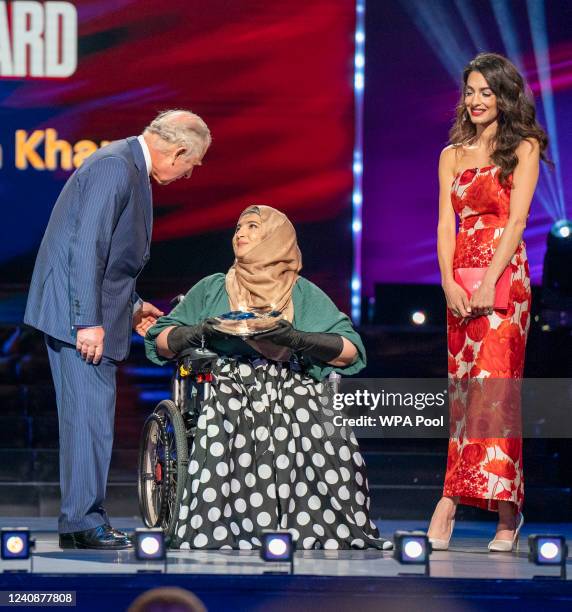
[145,205,391,550]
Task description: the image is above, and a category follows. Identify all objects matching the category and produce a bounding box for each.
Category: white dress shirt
[137,134,152,176]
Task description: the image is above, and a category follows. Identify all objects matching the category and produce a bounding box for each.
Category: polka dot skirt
[171,358,390,551]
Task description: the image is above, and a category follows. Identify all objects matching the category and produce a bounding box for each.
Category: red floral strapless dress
[443,165,530,512]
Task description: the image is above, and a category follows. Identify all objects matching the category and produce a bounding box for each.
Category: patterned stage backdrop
[363,0,572,293]
[0,0,355,308]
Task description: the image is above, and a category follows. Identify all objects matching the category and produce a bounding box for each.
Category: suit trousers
[45,335,117,533]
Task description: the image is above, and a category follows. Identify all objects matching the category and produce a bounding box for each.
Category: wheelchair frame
[137,346,218,539]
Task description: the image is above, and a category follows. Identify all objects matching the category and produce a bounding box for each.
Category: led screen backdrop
[363,0,572,294]
[0,0,355,308]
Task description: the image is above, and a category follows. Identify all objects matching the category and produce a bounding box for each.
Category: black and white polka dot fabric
[170,358,390,551]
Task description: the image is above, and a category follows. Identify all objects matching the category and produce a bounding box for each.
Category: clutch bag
[454,267,511,310]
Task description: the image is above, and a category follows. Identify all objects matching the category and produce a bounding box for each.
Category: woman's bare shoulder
[516,137,540,157]
[439,144,459,173]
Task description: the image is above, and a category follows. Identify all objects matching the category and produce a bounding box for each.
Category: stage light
[351,0,365,325]
[529,535,566,565]
[393,531,430,564]
[352,277,361,292]
[539,541,560,561]
[527,0,567,221]
[550,219,572,239]
[261,531,295,574]
[411,311,426,325]
[134,528,166,562]
[529,534,568,579]
[454,0,489,52]
[261,533,293,561]
[373,284,445,327]
[403,539,424,559]
[1,528,34,560]
[541,219,572,329]
[401,0,469,81]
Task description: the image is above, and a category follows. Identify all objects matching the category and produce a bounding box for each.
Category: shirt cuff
[133,298,144,314]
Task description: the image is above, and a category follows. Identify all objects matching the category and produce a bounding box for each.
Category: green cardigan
[144,273,366,381]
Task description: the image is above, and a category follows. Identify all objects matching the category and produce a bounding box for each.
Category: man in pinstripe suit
[24,110,212,549]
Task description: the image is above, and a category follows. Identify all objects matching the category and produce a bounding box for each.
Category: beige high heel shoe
[428,519,455,551]
[488,512,524,552]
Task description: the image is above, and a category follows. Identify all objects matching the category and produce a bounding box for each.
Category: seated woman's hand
[257,320,344,363]
[255,320,302,348]
[166,319,222,354]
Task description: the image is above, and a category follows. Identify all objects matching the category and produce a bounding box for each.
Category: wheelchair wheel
[138,399,189,539]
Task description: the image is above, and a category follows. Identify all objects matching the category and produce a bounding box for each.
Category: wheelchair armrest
[327,370,341,395]
[177,346,219,372]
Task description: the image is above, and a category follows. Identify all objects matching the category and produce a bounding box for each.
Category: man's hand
[133,302,164,337]
[76,327,105,364]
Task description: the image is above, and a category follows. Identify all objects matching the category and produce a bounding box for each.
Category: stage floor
[1,518,569,580]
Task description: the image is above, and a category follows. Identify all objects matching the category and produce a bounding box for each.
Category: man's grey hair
[144,109,211,159]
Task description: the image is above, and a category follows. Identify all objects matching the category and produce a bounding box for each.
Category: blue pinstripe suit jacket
[24,137,152,361]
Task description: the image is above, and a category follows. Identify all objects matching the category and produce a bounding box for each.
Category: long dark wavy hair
[449,52,552,186]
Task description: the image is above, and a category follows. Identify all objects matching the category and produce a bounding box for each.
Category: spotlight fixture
[529,534,568,580]
[411,311,427,325]
[393,531,431,576]
[551,220,572,239]
[1,528,34,560]
[134,528,166,562]
[541,219,572,329]
[260,531,295,574]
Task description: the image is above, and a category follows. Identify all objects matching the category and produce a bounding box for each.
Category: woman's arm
[470,139,540,315]
[328,336,357,367]
[144,274,224,365]
[437,146,472,318]
[256,321,357,367]
[156,326,176,359]
[156,318,223,358]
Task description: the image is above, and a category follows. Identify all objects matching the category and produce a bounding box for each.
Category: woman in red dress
[427,53,552,552]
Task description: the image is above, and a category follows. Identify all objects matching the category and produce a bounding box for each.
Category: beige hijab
[225,205,302,360]
[226,205,302,320]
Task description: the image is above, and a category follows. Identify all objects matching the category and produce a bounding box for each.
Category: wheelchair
[137,305,343,540]
[137,341,218,539]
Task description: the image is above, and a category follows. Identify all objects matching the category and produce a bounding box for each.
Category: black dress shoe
[105,524,130,538]
[59,524,133,550]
